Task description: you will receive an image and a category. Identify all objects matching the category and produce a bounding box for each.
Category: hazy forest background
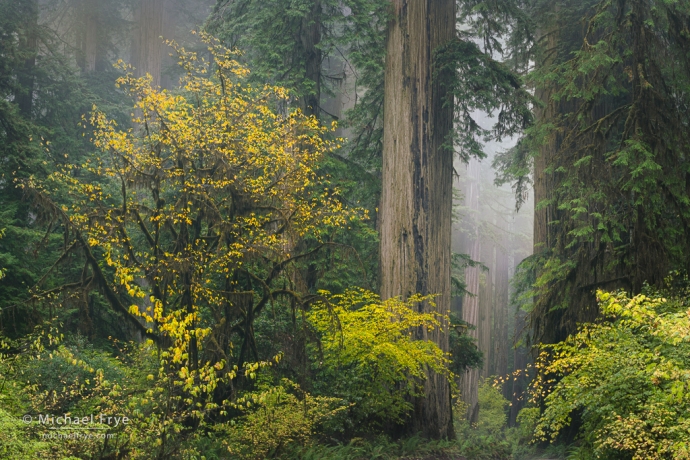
[2,0,690,459]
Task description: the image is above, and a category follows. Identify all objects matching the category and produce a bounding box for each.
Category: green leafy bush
[453,380,542,460]
[476,380,509,434]
[0,407,50,459]
[1,288,456,458]
[533,288,690,459]
[455,380,514,459]
[308,288,452,430]
[217,379,346,459]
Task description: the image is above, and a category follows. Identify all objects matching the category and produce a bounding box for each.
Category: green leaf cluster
[308,288,452,429]
[532,282,690,459]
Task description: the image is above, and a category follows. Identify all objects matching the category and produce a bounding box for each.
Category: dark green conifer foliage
[207,1,385,116]
[0,0,134,337]
[446,0,534,161]
[502,0,690,343]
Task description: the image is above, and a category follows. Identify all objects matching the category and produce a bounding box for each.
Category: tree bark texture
[380,0,455,439]
[532,20,562,255]
[531,10,602,344]
[492,248,509,382]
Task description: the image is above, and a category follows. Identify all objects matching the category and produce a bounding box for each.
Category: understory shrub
[532,285,690,459]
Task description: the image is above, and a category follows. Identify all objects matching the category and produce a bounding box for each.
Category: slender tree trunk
[300,1,322,118]
[380,0,455,439]
[293,1,324,295]
[492,248,509,381]
[479,239,493,380]
[460,158,480,422]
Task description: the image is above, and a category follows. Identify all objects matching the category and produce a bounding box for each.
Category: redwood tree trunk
[78,0,100,73]
[493,248,509,382]
[532,36,557,255]
[479,240,493,380]
[131,0,166,88]
[300,1,322,118]
[460,158,480,423]
[380,0,455,439]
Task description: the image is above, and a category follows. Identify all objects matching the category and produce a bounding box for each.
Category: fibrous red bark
[380,0,455,439]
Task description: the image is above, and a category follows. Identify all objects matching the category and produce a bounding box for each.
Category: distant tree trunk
[78,0,100,73]
[460,158,480,423]
[492,248,509,382]
[479,240,493,380]
[292,1,324,292]
[15,0,38,118]
[131,0,166,87]
[380,0,455,439]
[300,1,321,118]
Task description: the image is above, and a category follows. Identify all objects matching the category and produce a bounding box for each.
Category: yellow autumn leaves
[47,33,365,347]
[30,34,368,457]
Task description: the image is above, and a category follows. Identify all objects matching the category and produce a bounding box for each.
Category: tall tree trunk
[380,0,455,439]
[532,23,559,255]
[300,1,321,118]
[78,0,99,73]
[131,0,166,88]
[492,248,509,382]
[460,157,480,423]
[531,5,593,344]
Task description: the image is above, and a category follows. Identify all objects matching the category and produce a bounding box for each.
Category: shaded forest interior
[2,1,690,459]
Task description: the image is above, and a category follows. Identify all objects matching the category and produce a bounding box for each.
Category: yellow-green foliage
[25,31,363,390]
[219,379,346,459]
[515,406,539,443]
[308,288,452,426]
[0,289,456,458]
[1,30,455,460]
[0,328,106,459]
[454,380,534,460]
[7,34,366,459]
[0,407,49,459]
[476,380,508,434]
[1,325,297,459]
[532,288,690,459]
